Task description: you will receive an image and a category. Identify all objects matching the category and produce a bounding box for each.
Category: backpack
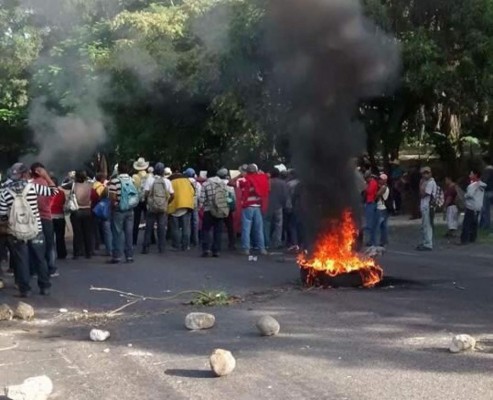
[147,177,169,213]
[383,188,395,213]
[210,181,230,219]
[118,176,139,211]
[93,197,111,220]
[431,184,445,210]
[7,184,39,241]
[64,184,79,213]
[454,185,466,211]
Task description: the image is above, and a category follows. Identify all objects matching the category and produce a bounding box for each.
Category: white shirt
[420,178,437,209]
[144,175,174,194]
[377,187,390,210]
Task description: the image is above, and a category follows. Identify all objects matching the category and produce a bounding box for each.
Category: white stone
[449,334,476,353]
[59,308,68,313]
[4,375,53,400]
[184,313,215,330]
[89,329,111,342]
[209,349,236,377]
[14,302,34,320]
[256,315,280,336]
[0,304,13,321]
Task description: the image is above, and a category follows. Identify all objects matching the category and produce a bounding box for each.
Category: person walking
[461,169,486,245]
[142,163,174,254]
[375,174,390,247]
[0,163,57,297]
[108,161,139,263]
[168,170,195,251]
[416,166,437,251]
[67,170,96,259]
[200,171,230,257]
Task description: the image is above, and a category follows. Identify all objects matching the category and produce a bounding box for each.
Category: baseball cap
[9,163,29,180]
[217,168,228,179]
[154,163,165,175]
[379,173,388,181]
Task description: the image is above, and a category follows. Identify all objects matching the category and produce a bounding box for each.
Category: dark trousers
[171,211,192,250]
[41,219,56,274]
[133,202,146,246]
[53,218,67,259]
[9,233,50,294]
[70,209,93,258]
[461,209,479,244]
[223,212,236,248]
[202,211,223,254]
[144,212,167,252]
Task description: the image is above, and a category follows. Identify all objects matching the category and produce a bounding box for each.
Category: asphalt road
[1,219,493,399]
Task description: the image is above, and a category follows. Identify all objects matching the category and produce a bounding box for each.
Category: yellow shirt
[168,177,195,215]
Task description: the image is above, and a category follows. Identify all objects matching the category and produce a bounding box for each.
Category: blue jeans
[190,208,200,246]
[171,211,192,250]
[144,212,167,251]
[480,191,493,230]
[375,209,389,246]
[364,202,377,246]
[111,210,134,260]
[241,207,265,251]
[9,233,50,294]
[420,205,434,249]
[97,217,112,255]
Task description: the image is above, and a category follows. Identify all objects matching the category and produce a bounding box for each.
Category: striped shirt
[0,180,58,231]
[108,174,130,206]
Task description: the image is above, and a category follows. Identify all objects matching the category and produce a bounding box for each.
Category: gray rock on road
[209,349,236,377]
[256,315,280,336]
[0,304,13,321]
[4,375,53,400]
[89,329,111,342]
[185,312,215,330]
[14,302,34,321]
[449,334,476,353]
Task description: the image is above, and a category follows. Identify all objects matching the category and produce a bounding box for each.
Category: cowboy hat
[133,157,149,171]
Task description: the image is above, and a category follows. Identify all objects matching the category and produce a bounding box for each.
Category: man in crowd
[108,161,138,264]
[480,164,493,231]
[200,170,230,257]
[142,163,174,254]
[217,168,237,250]
[183,168,201,247]
[461,168,486,245]
[132,157,150,246]
[375,173,390,247]
[0,163,58,297]
[93,171,112,256]
[416,166,437,251]
[443,176,461,238]
[232,164,269,256]
[286,169,303,252]
[364,170,379,246]
[30,162,58,277]
[168,169,195,251]
[264,167,288,250]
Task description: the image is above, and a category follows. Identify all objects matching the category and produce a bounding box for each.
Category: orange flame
[298,210,383,288]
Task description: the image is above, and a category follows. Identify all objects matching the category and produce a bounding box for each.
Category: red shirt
[50,190,66,218]
[365,179,379,203]
[33,176,53,220]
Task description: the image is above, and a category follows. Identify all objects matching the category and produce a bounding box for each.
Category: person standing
[200,171,230,257]
[0,163,57,297]
[50,177,67,260]
[461,169,486,245]
[232,164,269,256]
[142,163,174,254]
[93,172,112,256]
[217,168,237,250]
[168,170,195,251]
[480,165,493,231]
[108,161,139,263]
[416,166,437,251]
[443,176,460,238]
[30,163,57,276]
[132,157,150,246]
[67,170,96,259]
[363,171,379,246]
[264,167,288,250]
[375,174,390,247]
[183,168,201,247]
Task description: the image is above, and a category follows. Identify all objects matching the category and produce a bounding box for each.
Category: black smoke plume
[264,0,399,246]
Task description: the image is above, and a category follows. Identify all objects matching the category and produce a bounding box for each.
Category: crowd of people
[0,155,491,298]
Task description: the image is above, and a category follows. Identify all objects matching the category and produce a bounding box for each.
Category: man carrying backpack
[108,161,139,264]
[142,163,174,254]
[0,163,58,297]
[200,170,230,257]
